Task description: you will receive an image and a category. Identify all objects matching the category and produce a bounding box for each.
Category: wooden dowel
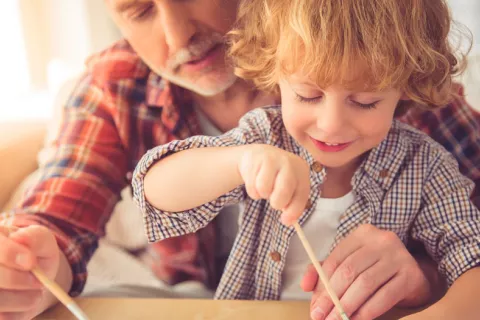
[293,222,349,320]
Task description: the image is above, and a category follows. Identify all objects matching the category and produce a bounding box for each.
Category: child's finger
[240,155,262,200]
[255,163,279,199]
[245,174,261,200]
[269,168,295,210]
[281,191,308,226]
[281,176,310,225]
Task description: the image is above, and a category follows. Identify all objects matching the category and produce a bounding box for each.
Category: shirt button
[270,251,281,262]
[379,169,389,178]
[305,199,313,211]
[311,161,323,173]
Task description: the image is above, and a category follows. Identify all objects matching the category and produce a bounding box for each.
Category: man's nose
[158,2,196,53]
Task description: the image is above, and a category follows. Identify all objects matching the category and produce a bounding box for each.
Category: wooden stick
[293,222,350,320]
[3,226,89,320]
[31,268,89,320]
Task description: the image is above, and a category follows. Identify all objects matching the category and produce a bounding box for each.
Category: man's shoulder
[85,39,152,84]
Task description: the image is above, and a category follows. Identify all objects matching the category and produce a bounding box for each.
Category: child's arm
[142,143,310,221]
[132,107,311,242]
[143,146,245,212]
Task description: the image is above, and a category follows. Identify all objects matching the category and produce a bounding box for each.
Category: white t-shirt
[281,192,355,300]
[194,108,241,259]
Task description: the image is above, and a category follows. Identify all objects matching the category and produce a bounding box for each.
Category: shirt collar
[353,120,408,192]
[146,72,170,108]
[145,71,199,138]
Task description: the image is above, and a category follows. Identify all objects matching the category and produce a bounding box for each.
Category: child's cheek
[282,106,309,137]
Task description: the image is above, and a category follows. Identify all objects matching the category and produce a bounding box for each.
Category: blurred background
[0,0,120,122]
[0,0,478,123]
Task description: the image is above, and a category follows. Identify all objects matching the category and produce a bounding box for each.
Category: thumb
[301,263,320,292]
[0,226,37,270]
[9,225,59,262]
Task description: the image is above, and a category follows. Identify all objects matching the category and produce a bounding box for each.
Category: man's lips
[310,137,354,152]
[182,44,222,72]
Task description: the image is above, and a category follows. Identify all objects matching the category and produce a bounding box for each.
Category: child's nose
[315,100,346,135]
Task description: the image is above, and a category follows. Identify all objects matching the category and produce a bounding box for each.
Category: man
[0,1,478,319]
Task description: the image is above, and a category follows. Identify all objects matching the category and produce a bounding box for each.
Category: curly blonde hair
[229,0,471,109]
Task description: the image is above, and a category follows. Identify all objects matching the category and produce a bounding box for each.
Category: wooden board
[36,298,424,320]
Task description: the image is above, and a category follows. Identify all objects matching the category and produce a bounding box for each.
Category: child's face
[279,73,404,170]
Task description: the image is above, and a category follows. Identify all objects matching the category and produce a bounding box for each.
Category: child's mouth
[310,137,353,152]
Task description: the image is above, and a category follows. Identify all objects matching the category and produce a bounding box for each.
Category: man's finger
[300,264,318,292]
[326,246,380,299]
[310,289,335,320]
[321,225,371,276]
[0,264,42,290]
[0,233,35,271]
[325,260,398,320]
[9,226,58,260]
[0,289,43,312]
[350,274,405,320]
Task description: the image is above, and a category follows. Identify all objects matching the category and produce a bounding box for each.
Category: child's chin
[314,155,356,169]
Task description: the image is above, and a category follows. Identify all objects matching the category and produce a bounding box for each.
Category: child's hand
[238,144,311,225]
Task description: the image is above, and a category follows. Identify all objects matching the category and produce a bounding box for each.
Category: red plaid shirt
[1,40,479,296]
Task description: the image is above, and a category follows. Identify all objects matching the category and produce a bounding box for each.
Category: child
[133,0,480,318]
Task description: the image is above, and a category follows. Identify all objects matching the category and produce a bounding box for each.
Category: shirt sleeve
[133,107,275,243]
[411,152,480,286]
[0,74,128,296]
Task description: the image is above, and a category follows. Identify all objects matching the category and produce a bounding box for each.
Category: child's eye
[353,100,379,110]
[294,93,322,104]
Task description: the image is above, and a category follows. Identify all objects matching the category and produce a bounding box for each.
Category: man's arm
[405,148,480,319]
[403,267,480,319]
[0,72,129,315]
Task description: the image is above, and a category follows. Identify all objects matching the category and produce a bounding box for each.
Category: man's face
[106,0,239,96]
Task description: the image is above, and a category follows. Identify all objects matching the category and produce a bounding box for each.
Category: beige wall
[18,0,120,90]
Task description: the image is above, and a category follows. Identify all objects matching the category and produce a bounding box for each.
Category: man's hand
[301,225,433,320]
[0,225,61,320]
